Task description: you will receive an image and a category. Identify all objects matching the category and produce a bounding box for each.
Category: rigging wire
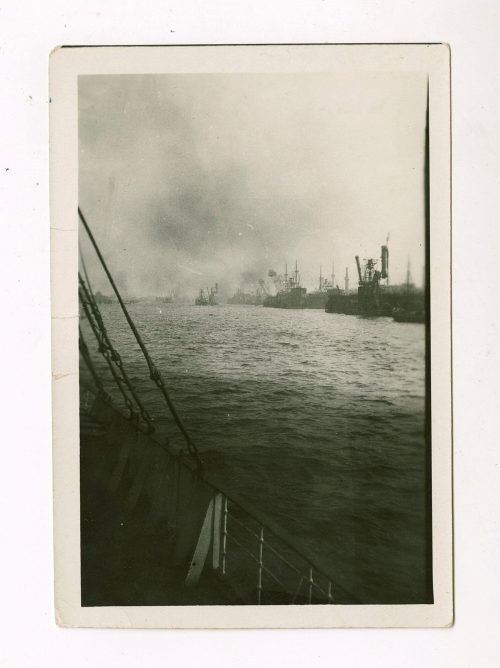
[78,206,203,469]
[79,249,155,429]
[79,325,109,403]
[79,276,153,427]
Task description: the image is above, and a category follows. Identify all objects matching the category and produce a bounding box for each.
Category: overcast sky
[79,72,427,297]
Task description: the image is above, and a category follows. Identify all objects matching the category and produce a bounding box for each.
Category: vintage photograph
[51,44,452,627]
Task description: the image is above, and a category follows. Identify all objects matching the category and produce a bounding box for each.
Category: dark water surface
[81,302,428,604]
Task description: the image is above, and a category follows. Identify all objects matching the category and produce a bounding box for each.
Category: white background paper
[1,1,499,665]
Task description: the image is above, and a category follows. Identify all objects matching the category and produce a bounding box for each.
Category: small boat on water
[392,307,425,323]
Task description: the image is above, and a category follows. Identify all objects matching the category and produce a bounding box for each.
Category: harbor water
[81,303,428,604]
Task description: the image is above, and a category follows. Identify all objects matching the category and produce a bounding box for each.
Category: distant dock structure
[326,245,424,320]
[195,284,218,306]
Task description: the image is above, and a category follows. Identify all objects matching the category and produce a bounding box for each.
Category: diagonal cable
[78,206,202,469]
[79,275,154,430]
[79,325,110,403]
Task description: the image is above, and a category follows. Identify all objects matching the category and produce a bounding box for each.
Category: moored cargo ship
[304,265,336,309]
[263,261,307,309]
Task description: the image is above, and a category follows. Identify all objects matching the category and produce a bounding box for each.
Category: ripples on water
[81,303,428,603]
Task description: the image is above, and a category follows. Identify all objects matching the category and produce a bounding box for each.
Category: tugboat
[392,307,425,323]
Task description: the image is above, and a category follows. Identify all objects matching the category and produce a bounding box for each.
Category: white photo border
[50,43,452,628]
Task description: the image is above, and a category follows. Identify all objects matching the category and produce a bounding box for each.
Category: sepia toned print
[51,44,452,628]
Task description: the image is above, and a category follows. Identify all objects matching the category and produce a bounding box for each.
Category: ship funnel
[355,256,363,284]
[381,245,389,280]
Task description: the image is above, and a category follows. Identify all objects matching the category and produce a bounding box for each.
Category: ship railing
[82,380,354,605]
[217,496,336,604]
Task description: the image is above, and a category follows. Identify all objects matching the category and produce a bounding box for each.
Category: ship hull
[326,288,425,318]
[263,286,307,309]
[304,291,328,309]
[325,291,359,315]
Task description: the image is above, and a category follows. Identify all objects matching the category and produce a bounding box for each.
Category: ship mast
[319,265,322,291]
[406,256,412,292]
